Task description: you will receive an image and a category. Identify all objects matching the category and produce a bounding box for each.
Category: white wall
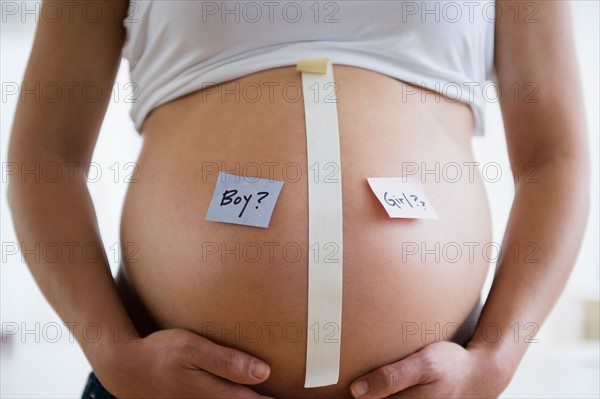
[1,1,598,397]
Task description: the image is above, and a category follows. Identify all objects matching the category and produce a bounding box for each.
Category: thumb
[351,352,431,399]
[184,333,271,385]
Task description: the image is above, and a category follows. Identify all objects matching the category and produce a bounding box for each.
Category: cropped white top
[121,1,496,135]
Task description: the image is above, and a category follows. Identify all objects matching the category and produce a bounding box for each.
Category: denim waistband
[82,371,118,399]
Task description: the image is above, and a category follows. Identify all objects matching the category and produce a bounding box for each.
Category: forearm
[466,155,590,386]
[7,153,139,367]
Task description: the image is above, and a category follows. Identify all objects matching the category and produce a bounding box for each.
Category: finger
[350,353,433,399]
[190,369,276,399]
[386,384,432,399]
[183,335,271,385]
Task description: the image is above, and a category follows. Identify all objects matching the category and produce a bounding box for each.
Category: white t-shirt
[121,0,496,135]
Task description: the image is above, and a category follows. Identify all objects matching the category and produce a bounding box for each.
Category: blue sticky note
[205,172,284,228]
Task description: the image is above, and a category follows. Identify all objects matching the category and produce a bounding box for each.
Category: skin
[349,1,591,397]
[7,1,589,398]
[8,1,273,398]
[117,62,490,398]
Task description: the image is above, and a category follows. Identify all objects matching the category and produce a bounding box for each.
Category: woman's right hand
[95,328,275,398]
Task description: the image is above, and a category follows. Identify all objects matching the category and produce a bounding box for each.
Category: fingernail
[250,359,270,379]
[351,380,369,398]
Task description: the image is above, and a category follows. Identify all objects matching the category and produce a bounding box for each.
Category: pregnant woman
[8,1,589,398]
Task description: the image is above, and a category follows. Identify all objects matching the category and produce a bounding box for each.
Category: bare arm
[7,0,136,367]
[348,2,591,397]
[7,1,273,397]
[466,0,591,392]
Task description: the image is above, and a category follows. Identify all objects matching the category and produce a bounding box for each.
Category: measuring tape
[297,57,344,388]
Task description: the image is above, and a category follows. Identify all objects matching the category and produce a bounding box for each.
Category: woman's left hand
[349,341,510,398]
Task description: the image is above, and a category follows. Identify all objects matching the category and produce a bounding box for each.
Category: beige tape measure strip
[297,57,343,388]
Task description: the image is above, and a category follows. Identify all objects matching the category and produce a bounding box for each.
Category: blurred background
[1,1,598,397]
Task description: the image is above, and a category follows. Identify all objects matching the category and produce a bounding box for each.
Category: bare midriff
[117,64,492,398]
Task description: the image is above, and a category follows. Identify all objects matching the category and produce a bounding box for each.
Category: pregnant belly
[119,65,492,398]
